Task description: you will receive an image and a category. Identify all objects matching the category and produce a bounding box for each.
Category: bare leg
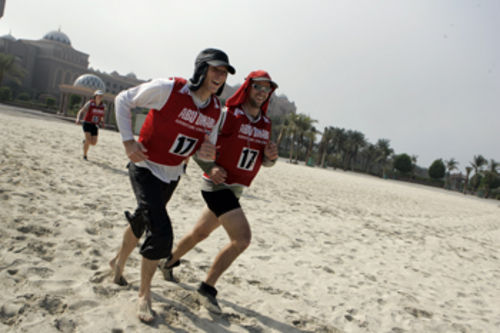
[83,132,92,158]
[165,207,221,267]
[90,135,98,146]
[109,226,139,285]
[204,208,251,287]
[137,257,159,323]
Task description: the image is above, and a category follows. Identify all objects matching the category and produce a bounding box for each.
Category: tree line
[266,108,500,200]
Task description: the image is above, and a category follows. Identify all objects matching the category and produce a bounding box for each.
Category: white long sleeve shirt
[115,78,218,183]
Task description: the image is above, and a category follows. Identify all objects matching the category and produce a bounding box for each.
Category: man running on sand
[159,70,279,314]
[75,90,106,160]
[109,48,235,323]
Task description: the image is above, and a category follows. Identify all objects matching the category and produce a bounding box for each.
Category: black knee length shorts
[82,121,98,136]
[127,163,179,260]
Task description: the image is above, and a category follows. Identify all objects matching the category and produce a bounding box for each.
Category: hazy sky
[1,0,498,172]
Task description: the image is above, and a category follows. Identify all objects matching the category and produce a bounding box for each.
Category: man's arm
[193,108,227,182]
[262,141,278,167]
[193,154,227,185]
[193,153,216,173]
[114,78,174,161]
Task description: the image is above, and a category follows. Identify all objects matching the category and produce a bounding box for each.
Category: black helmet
[188,48,235,96]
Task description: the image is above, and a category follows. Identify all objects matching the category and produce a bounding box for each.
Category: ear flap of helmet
[188,63,208,92]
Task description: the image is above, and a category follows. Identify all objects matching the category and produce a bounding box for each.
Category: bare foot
[109,257,128,286]
[137,297,155,323]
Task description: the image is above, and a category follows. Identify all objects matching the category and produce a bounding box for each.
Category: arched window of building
[55,69,62,88]
[64,72,72,84]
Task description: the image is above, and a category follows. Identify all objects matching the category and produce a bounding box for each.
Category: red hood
[225,70,277,115]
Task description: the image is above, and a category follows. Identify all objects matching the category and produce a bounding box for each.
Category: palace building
[0,29,145,104]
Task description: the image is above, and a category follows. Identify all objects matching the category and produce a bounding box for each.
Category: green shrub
[429,159,446,179]
[0,86,12,101]
[17,92,31,101]
[46,97,56,108]
[393,153,412,174]
[69,94,82,109]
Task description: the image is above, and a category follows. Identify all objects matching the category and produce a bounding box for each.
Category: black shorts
[202,189,241,218]
[127,163,179,260]
[82,121,98,136]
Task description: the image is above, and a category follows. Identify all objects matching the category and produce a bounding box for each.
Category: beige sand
[0,105,499,333]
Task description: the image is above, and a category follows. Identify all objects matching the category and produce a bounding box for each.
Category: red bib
[84,100,105,124]
[139,78,222,166]
[208,107,272,186]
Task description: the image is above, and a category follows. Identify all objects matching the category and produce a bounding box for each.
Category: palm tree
[284,113,299,163]
[445,158,459,173]
[341,130,366,171]
[318,126,334,168]
[470,155,487,176]
[323,127,346,169]
[469,155,488,191]
[375,139,393,178]
[360,143,378,173]
[0,52,25,86]
[303,126,318,165]
[487,159,499,174]
[482,159,500,198]
[445,158,459,189]
[463,166,472,194]
[410,155,418,176]
[293,113,317,163]
[332,128,348,169]
[275,124,285,147]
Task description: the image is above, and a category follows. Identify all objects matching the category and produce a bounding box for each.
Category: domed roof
[126,72,137,79]
[73,74,106,91]
[1,33,16,41]
[43,30,71,45]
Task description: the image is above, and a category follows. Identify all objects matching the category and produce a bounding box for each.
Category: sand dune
[0,105,499,332]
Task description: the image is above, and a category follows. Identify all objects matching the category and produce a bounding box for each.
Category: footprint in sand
[39,294,68,315]
[247,280,260,286]
[246,279,299,300]
[219,312,267,332]
[81,259,100,270]
[92,285,121,298]
[0,301,27,326]
[54,317,77,333]
[404,306,433,319]
[14,239,56,262]
[253,255,272,261]
[27,266,54,279]
[68,299,99,311]
[84,227,98,235]
[17,225,53,237]
[97,219,114,229]
[254,237,272,250]
[160,287,266,331]
[289,314,343,333]
[225,275,242,285]
[89,270,109,284]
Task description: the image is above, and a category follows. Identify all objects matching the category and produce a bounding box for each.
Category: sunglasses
[251,83,272,93]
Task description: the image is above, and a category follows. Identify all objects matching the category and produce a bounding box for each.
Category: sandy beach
[0,104,499,333]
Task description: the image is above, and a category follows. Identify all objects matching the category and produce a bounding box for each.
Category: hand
[208,165,227,185]
[75,119,81,125]
[264,141,278,161]
[197,134,216,161]
[123,140,148,162]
